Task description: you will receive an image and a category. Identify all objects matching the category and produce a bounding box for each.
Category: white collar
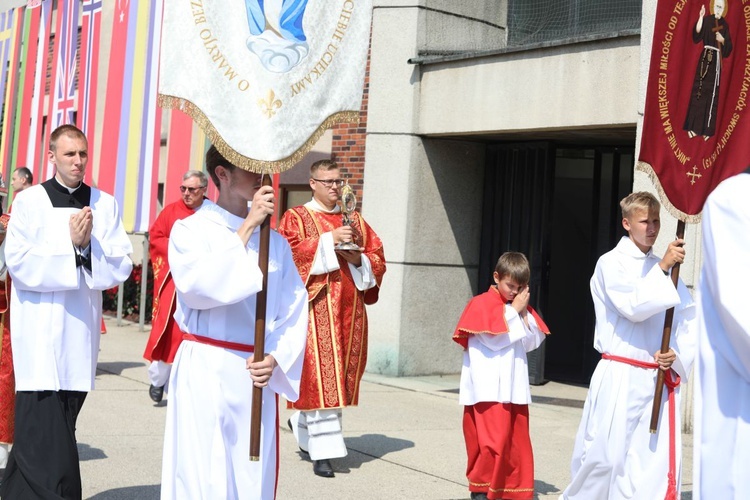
[304,197,341,214]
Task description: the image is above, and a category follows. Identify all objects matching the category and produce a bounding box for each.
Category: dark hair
[15,167,33,185]
[49,124,86,151]
[494,252,531,285]
[205,145,236,189]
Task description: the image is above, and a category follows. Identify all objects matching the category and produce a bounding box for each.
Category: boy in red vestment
[143,171,207,402]
[453,252,550,500]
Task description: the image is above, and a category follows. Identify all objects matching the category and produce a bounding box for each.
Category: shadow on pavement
[77,442,107,462]
[88,484,160,499]
[96,361,145,376]
[340,434,415,471]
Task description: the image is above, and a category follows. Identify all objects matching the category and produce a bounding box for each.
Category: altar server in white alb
[161,145,307,500]
[562,192,696,500]
[693,167,750,499]
[0,124,133,499]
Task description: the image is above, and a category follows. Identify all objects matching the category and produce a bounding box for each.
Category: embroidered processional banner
[158,0,372,172]
[638,0,750,220]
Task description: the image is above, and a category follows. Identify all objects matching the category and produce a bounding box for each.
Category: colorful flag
[77,0,103,186]
[0,9,16,114]
[98,0,164,233]
[158,1,373,172]
[638,0,750,219]
[97,0,132,195]
[43,0,80,180]
[0,6,23,185]
[10,2,47,183]
[26,0,52,180]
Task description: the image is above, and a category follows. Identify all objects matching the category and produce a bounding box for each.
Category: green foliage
[103,263,154,322]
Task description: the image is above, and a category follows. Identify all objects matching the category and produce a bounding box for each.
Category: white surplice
[563,237,696,499]
[161,201,307,500]
[459,306,546,406]
[5,184,133,391]
[693,172,750,499]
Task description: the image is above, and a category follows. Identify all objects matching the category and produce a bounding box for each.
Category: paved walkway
[73,319,693,499]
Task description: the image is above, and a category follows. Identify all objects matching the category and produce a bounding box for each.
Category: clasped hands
[70,207,93,248]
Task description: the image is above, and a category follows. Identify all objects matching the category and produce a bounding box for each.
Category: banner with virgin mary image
[638,0,750,220]
[159,0,372,172]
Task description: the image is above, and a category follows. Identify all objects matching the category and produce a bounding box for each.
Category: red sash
[183,333,255,353]
[601,353,680,500]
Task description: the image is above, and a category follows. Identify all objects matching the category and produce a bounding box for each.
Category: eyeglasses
[312,178,345,188]
[180,185,205,194]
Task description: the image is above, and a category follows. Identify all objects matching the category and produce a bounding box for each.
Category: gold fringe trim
[158,94,360,173]
[635,161,703,224]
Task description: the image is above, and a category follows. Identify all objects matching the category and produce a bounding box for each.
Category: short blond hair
[310,159,338,177]
[620,192,660,219]
[494,252,530,285]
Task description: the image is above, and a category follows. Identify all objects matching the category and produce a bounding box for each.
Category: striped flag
[97,0,132,195]
[25,0,52,180]
[77,0,103,186]
[98,0,164,232]
[43,0,80,180]
[0,9,16,115]
[10,2,48,184]
[0,6,23,185]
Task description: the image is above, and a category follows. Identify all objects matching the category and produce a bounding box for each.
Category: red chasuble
[278,206,386,410]
[143,200,197,363]
[453,286,550,349]
[0,214,14,443]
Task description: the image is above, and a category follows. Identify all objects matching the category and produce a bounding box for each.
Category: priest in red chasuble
[143,170,208,403]
[278,159,386,478]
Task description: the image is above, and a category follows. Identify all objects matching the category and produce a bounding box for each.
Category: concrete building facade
[361,0,701,387]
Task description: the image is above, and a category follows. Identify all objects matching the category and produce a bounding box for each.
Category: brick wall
[331,40,370,196]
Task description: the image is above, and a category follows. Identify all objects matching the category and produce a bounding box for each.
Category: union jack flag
[78,0,102,136]
[49,0,80,129]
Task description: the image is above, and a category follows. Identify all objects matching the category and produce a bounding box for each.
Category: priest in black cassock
[0,124,133,499]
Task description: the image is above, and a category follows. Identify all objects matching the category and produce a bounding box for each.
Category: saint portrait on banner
[683,0,733,140]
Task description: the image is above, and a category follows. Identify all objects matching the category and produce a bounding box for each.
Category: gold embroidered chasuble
[278,206,386,410]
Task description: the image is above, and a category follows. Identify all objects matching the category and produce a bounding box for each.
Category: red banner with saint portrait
[638,0,750,220]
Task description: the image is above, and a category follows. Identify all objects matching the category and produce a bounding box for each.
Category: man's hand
[336,249,363,266]
[659,239,685,273]
[332,226,355,246]
[237,186,274,245]
[70,207,93,248]
[246,354,277,388]
[247,185,275,228]
[654,348,676,371]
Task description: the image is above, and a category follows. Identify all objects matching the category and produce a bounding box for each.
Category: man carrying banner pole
[159,2,374,494]
[161,145,307,499]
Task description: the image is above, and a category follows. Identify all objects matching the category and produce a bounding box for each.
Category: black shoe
[312,459,334,478]
[149,384,164,403]
[470,493,488,500]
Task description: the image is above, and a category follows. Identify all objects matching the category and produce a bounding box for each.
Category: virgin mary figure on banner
[245,0,310,73]
[683,0,733,140]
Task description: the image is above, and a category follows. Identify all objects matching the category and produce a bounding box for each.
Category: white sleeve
[309,232,341,275]
[169,219,264,309]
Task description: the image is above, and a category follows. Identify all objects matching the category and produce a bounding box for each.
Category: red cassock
[0,213,14,444]
[143,200,196,364]
[278,206,386,410]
